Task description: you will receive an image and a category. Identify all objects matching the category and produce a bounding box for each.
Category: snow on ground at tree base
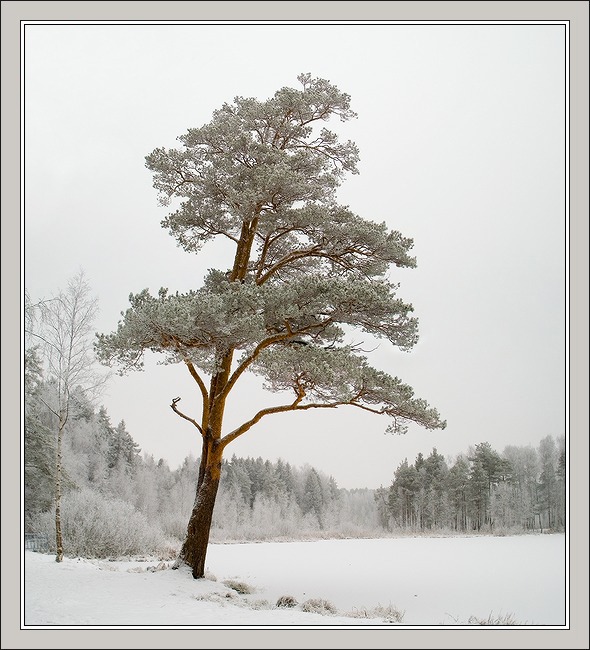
[23,534,566,627]
[23,552,375,627]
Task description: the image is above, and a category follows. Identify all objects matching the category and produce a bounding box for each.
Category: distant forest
[25,348,566,558]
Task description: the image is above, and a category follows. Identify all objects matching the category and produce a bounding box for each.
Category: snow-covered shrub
[247,599,271,610]
[31,488,173,558]
[276,595,298,608]
[376,603,405,623]
[222,579,255,595]
[467,612,523,625]
[347,603,405,624]
[193,592,237,605]
[300,598,337,615]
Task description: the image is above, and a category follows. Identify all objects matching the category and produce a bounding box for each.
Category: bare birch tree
[26,271,105,562]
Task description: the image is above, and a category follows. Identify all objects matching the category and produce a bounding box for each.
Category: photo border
[3,1,588,648]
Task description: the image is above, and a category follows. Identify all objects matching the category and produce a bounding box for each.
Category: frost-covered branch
[219,386,306,450]
[250,345,445,435]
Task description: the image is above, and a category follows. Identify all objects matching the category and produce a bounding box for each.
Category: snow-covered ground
[23,534,566,628]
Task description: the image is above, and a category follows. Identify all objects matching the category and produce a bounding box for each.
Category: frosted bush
[443,611,525,625]
[372,603,405,623]
[248,599,271,610]
[300,598,337,615]
[222,579,255,594]
[193,592,236,605]
[31,488,171,558]
[276,595,298,608]
[354,603,405,624]
[467,612,523,625]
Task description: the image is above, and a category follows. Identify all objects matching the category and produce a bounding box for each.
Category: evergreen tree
[467,442,513,530]
[388,459,420,528]
[224,456,253,506]
[373,486,391,530]
[23,348,55,520]
[302,468,326,528]
[446,455,470,531]
[468,459,489,530]
[502,444,538,530]
[275,458,297,497]
[96,74,445,578]
[422,448,449,528]
[537,435,558,530]
[555,440,566,529]
[470,442,511,491]
[63,397,109,490]
[107,420,141,473]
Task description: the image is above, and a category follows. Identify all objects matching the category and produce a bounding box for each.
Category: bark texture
[178,440,223,578]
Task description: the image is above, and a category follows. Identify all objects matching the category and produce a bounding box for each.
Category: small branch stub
[170,396,203,434]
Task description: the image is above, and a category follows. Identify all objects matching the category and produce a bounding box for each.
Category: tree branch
[219,384,395,452]
[256,245,325,285]
[254,227,297,280]
[38,396,60,420]
[170,397,203,435]
[218,331,291,404]
[24,329,63,358]
[218,316,334,405]
[218,387,305,450]
[295,401,387,416]
[184,359,209,414]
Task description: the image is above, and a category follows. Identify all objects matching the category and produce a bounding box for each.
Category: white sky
[23,22,567,489]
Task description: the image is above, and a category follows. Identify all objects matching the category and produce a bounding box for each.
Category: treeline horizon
[25,350,565,558]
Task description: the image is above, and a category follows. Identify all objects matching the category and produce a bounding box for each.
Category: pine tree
[446,456,470,531]
[468,459,489,531]
[502,444,539,530]
[388,459,421,529]
[302,468,326,528]
[537,436,558,530]
[422,448,449,529]
[96,75,446,577]
[555,439,566,529]
[107,420,141,473]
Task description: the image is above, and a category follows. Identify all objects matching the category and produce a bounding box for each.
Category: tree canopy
[96,73,445,440]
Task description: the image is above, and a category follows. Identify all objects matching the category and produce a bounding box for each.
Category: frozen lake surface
[24,533,566,627]
[207,534,566,625]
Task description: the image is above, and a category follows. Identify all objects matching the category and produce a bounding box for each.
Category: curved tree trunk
[174,349,234,577]
[177,441,223,578]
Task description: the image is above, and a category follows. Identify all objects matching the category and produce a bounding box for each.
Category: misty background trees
[24,352,565,558]
[24,273,107,561]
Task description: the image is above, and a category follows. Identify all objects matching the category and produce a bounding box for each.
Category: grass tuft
[222,579,255,595]
[300,598,337,615]
[346,603,405,623]
[467,612,524,625]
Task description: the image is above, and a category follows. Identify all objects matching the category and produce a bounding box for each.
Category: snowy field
[23,534,566,628]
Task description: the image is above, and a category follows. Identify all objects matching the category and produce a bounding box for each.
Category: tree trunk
[177,443,223,578]
[55,416,65,563]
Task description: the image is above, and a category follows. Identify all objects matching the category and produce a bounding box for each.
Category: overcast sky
[23,21,566,489]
